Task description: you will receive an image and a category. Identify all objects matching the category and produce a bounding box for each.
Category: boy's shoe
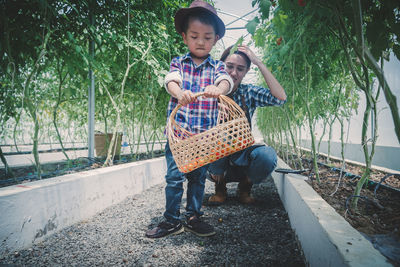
[183,216,216,237]
[145,221,184,238]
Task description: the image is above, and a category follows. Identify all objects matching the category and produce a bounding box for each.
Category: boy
[145,0,233,238]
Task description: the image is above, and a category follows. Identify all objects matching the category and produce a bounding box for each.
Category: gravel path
[0,178,305,266]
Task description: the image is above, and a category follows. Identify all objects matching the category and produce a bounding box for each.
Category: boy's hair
[174,0,225,37]
[220,45,251,69]
[181,10,218,35]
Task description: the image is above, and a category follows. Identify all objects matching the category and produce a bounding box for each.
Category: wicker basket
[167,92,255,173]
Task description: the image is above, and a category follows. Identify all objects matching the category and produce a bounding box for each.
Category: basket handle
[167,91,245,137]
[169,92,206,119]
[168,92,243,123]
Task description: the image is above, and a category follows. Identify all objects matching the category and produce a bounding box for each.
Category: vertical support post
[88,1,95,159]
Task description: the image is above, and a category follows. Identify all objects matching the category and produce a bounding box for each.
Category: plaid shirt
[165,53,232,134]
[230,83,286,123]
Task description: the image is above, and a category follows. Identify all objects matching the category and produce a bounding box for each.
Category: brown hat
[174,0,225,38]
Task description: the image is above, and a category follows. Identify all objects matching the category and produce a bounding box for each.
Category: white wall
[305,53,400,148]
[299,53,400,170]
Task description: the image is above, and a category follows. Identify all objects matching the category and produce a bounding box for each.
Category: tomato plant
[248,0,399,207]
[0,0,192,175]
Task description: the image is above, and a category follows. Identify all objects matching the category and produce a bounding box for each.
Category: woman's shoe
[237,177,255,204]
[208,174,227,204]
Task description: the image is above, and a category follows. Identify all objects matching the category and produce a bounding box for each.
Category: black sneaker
[183,217,216,237]
[145,221,184,238]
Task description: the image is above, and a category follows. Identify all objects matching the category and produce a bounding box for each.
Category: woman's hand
[237,45,262,66]
[237,45,287,101]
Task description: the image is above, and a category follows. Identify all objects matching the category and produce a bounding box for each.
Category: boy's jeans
[208,145,277,184]
[164,142,207,223]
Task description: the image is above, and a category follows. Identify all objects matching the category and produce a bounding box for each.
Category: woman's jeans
[208,145,277,184]
[164,142,207,223]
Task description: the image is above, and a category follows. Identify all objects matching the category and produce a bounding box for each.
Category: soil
[282,152,400,265]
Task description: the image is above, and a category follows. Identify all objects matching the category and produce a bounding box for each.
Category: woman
[208,44,287,204]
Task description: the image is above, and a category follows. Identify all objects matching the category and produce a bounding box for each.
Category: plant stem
[327,117,335,163]
[53,59,70,163]
[22,31,51,179]
[352,86,377,209]
[317,121,327,157]
[0,146,14,178]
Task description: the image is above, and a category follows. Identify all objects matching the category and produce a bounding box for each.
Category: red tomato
[182,165,188,173]
[298,0,306,7]
[188,163,193,171]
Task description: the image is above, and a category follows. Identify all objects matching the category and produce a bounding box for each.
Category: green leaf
[75,45,82,53]
[254,27,266,47]
[105,70,113,81]
[117,43,123,51]
[65,86,75,99]
[259,0,271,20]
[279,13,288,24]
[246,17,259,35]
[67,31,74,41]
[229,36,245,56]
[279,44,290,58]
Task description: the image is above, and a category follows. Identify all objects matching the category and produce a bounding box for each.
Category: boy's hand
[177,90,196,106]
[204,85,223,98]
